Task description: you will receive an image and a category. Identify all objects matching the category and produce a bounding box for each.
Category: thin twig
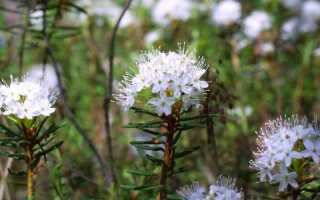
[38,1,109,186]
[0,158,13,200]
[18,3,30,75]
[104,0,133,186]
[203,70,219,175]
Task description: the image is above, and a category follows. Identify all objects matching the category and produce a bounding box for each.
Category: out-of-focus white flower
[25,64,58,91]
[299,18,318,33]
[281,0,302,10]
[272,163,298,192]
[151,0,193,26]
[243,11,272,39]
[30,9,43,30]
[314,47,320,57]
[79,0,137,28]
[177,182,207,200]
[302,0,320,21]
[0,76,58,119]
[232,34,250,51]
[250,116,320,192]
[206,176,242,200]
[258,42,275,55]
[228,106,253,117]
[144,30,161,45]
[281,18,299,40]
[115,49,208,116]
[211,0,241,26]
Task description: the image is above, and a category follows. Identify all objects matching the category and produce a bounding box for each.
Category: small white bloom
[251,116,320,192]
[0,76,58,119]
[258,42,275,55]
[272,164,298,192]
[25,64,58,91]
[300,139,320,163]
[281,18,299,40]
[177,182,207,200]
[281,0,302,10]
[115,49,208,116]
[30,9,43,30]
[314,47,320,57]
[144,30,161,45]
[243,11,272,39]
[211,0,241,26]
[206,176,242,200]
[302,0,320,21]
[151,0,193,26]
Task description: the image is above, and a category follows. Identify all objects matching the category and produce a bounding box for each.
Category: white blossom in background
[206,176,242,200]
[115,49,208,116]
[177,182,207,200]
[0,76,58,119]
[228,106,253,117]
[30,9,43,30]
[314,47,320,57]
[144,30,161,45]
[25,64,58,91]
[243,11,272,39]
[281,18,299,40]
[78,0,137,28]
[211,0,241,26]
[258,42,275,56]
[250,116,320,192]
[151,0,193,26]
[302,0,320,21]
[177,177,242,200]
[281,0,302,10]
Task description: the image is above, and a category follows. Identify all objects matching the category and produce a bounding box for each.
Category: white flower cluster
[281,0,320,40]
[115,50,208,116]
[250,116,320,192]
[0,76,57,119]
[211,0,241,26]
[25,64,58,91]
[151,0,194,26]
[177,177,242,200]
[243,11,272,39]
[78,0,137,28]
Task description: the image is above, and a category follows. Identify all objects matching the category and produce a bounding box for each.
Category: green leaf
[132,144,164,152]
[175,146,200,158]
[120,184,162,191]
[8,169,26,176]
[126,169,156,177]
[145,154,163,165]
[34,141,63,159]
[130,140,163,145]
[130,107,159,117]
[0,123,19,137]
[0,138,18,147]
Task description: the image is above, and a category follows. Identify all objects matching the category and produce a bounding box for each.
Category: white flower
[281,0,302,10]
[302,0,320,21]
[0,76,58,119]
[30,9,43,30]
[148,94,176,116]
[211,0,241,26]
[250,116,320,192]
[272,164,298,192]
[258,42,275,55]
[299,139,320,163]
[144,30,161,45]
[177,182,207,200]
[25,64,58,91]
[281,18,299,40]
[115,49,208,116]
[206,176,242,200]
[243,11,272,39]
[151,0,193,26]
[79,0,137,28]
[314,47,320,57]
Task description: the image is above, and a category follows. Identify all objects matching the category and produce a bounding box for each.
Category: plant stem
[27,164,33,199]
[158,116,175,200]
[26,144,34,199]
